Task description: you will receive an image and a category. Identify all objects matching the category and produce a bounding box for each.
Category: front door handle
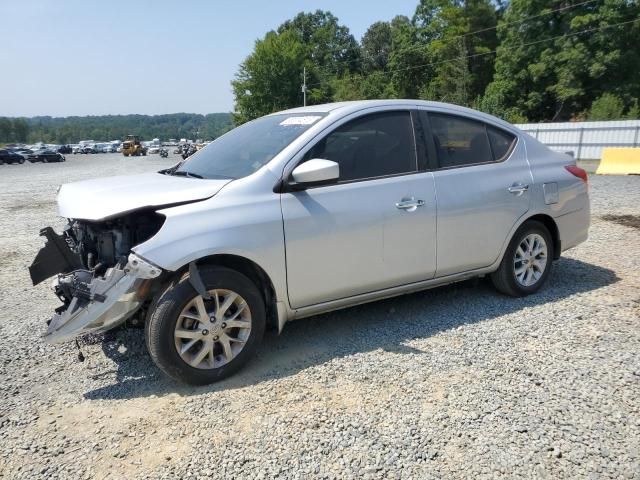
[395,199,425,210]
[508,184,529,196]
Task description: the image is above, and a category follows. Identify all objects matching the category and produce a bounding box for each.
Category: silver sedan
[30,100,590,384]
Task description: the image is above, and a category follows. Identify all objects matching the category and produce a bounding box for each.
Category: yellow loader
[122,135,148,157]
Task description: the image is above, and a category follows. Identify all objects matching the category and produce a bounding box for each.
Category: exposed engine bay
[29,210,166,343]
[68,210,165,272]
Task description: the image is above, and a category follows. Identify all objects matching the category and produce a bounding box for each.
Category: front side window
[429,113,493,168]
[304,111,417,182]
[177,113,324,180]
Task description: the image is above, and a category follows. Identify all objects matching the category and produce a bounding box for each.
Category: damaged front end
[29,211,165,344]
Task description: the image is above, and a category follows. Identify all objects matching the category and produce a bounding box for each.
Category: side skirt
[291,267,495,321]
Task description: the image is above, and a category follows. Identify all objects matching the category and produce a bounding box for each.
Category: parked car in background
[147,146,161,154]
[57,145,72,154]
[30,100,590,385]
[28,150,66,163]
[72,145,83,154]
[11,148,33,160]
[80,145,96,154]
[0,149,26,164]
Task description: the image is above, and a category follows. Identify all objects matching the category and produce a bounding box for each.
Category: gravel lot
[0,154,638,479]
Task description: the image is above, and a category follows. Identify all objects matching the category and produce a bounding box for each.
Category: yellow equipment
[596,148,640,175]
[122,135,148,157]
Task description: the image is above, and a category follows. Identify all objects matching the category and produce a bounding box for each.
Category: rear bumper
[557,205,590,252]
[44,254,161,344]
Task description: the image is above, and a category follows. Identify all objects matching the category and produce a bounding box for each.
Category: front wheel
[146,266,266,385]
[490,220,553,297]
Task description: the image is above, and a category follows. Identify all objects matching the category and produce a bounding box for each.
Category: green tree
[412,0,498,106]
[232,29,307,124]
[588,93,625,120]
[332,72,396,101]
[344,16,411,99]
[587,93,640,120]
[487,0,640,121]
[233,10,361,122]
[627,100,640,120]
[474,81,528,123]
[0,118,13,142]
[278,10,360,75]
[12,119,30,143]
[11,113,231,144]
[387,15,430,98]
[278,10,361,105]
[361,21,394,72]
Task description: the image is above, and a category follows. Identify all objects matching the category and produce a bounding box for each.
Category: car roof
[275,99,474,115]
[272,99,517,131]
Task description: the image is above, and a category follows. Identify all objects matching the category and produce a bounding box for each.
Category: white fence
[515,120,640,160]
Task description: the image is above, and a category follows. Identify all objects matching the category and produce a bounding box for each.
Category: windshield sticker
[280,116,321,126]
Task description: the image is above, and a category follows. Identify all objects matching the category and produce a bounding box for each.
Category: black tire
[19,158,25,164]
[490,220,554,297]
[146,266,266,385]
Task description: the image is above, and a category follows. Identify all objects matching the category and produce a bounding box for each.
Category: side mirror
[289,159,339,189]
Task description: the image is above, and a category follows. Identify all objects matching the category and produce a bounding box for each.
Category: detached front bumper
[44,254,161,344]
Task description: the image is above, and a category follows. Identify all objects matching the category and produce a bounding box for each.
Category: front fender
[132,189,287,302]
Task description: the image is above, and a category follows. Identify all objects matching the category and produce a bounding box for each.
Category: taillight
[565,165,588,183]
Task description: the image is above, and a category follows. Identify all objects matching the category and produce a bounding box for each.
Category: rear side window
[429,113,493,168]
[304,111,417,182]
[487,126,516,161]
[429,113,516,168]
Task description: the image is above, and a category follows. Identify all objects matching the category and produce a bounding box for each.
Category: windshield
[175,113,324,179]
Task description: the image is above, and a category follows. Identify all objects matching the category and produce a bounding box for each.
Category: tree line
[0,113,233,145]
[232,0,640,124]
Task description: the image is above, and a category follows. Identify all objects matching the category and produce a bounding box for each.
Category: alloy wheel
[513,233,548,287]
[174,289,252,369]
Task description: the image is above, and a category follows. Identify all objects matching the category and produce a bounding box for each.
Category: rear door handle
[395,199,425,210]
[508,184,529,195]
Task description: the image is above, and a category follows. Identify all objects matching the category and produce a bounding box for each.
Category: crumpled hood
[58,172,231,220]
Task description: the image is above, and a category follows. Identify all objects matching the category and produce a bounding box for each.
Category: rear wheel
[490,220,553,297]
[146,266,266,385]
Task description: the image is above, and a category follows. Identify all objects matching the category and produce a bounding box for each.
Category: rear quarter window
[487,126,517,161]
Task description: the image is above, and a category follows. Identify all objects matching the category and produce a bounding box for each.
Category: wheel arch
[525,213,561,260]
[177,254,280,331]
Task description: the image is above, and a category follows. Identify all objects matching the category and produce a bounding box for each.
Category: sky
[1,0,419,117]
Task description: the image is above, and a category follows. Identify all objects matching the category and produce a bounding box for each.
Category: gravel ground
[0,154,638,479]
